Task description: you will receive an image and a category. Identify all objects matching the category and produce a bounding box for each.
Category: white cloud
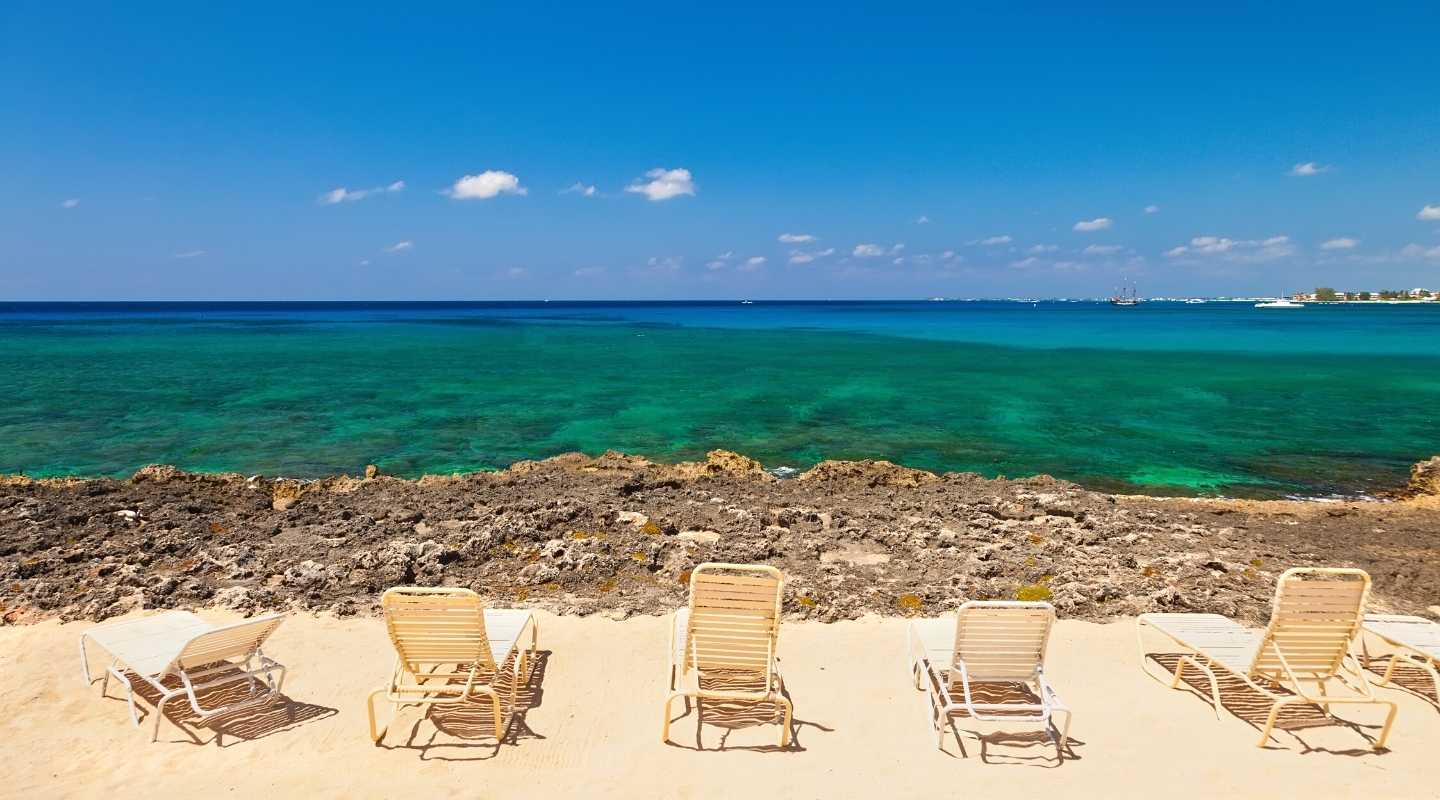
[1399,243,1440,259]
[446,171,527,200]
[61,198,80,209]
[738,256,767,271]
[358,259,371,266]
[977,235,1012,246]
[625,167,695,201]
[705,260,727,270]
[1082,244,1123,255]
[914,215,930,224]
[1073,217,1113,232]
[320,180,405,204]
[890,243,905,254]
[853,243,886,257]
[1008,257,1041,269]
[505,266,528,277]
[1053,261,1085,272]
[1164,234,1294,262]
[778,233,816,243]
[644,255,683,273]
[1320,237,1359,250]
[562,182,598,197]
[941,250,958,261]
[1289,162,1330,177]
[788,247,835,265]
[1027,244,1059,254]
[1418,205,1440,221]
[1144,205,1159,214]
[574,266,606,277]
[173,249,206,259]
[384,240,414,253]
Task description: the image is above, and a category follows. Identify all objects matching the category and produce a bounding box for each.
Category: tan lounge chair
[663,563,792,746]
[79,610,287,741]
[1137,567,1397,749]
[1361,614,1440,707]
[366,587,539,743]
[908,600,1071,752]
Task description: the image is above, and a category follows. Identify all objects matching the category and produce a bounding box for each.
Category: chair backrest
[381,587,495,671]
[950,601,1055,684]
[175,613,286,671]
[683,563,783,681]
[1251,567,1370,678]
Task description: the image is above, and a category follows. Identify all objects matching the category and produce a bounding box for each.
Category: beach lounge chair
[366,587,539,743]
[663,563,792,746]
[907,600,1071,752]
[1361,614,1440,707]
[1136,567,1398,749]
[79,610,287,741]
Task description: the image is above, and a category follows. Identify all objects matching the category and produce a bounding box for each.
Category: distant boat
[1110,284,1141,306]
[1255,298,1303,308]
[740,300,754,305]
[1185,298,1205,304]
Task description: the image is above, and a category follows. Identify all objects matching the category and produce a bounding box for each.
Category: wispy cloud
[1164,235,1295,262]
[1073,217,1112,232]
[1320,237,1359,250]
[447,171,526,200]
[1008,257,1041,269]
[778,232,816,243]
[914,215,930,224]
[739,256,767,271]
[1399,243,1440,259]
[320,180,405,204]
[625,167,696,201]
[384,240,414,253]
[61,198,80,209]
[173,249,206,259]
[1082,244,1123,255]
[1144,205,1159,214]
[643,255,683,273]
[1289,162,1330,177]
[504,266,528,278]
[788,247,835,265]
[562,182,598,197]
[573,266,606,277]
[853,243,887,257]
[1418,205,1440,221]
[1027,244,1058,254]
[974,235,1012,246]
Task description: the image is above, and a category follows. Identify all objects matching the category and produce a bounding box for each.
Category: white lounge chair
[79,610,287,741]
[1362,614,1440,707]
[366,587,539,743]
[908,600,1071,752]
[1137,567,1398,749]
[663,563,792,746]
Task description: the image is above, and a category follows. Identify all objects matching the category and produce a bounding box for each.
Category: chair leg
[1256,696,1295,748]
[366,689,389,743]
[661,692,686,743]
[1374,701,1398,750]
[776,695,793,748]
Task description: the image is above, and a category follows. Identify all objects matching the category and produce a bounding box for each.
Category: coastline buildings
[1291,287,1437,303]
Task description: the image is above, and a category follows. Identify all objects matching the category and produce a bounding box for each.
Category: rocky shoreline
[3,451,1439,625]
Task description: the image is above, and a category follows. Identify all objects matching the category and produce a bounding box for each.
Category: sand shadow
[664,670,830,752]
[931,680,1080,766]
[114,668,336,747]
[383,649,552,762]
[1145,652,1390,754]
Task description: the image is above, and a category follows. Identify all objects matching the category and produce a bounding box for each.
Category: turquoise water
[2,301,1438,498]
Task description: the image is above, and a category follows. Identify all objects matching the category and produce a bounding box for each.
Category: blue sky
[3,2,1439,300]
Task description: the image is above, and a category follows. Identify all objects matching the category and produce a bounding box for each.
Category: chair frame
[80,613,287,742]
[1137,567,1398,749]
[908,600,1072,752]
[366,586,539,743]
[662,562,792,746]
[1360,614,1440,709]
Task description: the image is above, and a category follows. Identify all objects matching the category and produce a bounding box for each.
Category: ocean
[2,300,1437,498]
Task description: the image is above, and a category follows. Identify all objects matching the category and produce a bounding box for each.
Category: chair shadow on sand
[663,669,831,753]
[382,649,553,762]
[934,681,1083,767]
[1145,652,1392,755]
[1360,658,1440,711]
[115,667,337,747]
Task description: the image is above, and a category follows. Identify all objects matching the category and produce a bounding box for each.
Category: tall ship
[1109,283,1141,306]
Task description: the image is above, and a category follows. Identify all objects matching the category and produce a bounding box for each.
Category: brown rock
[1406,456,1440,496]
[271,480,304,511]
[364,464,378,479]
[799,459,939,488]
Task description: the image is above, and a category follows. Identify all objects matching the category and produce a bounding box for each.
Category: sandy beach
[4,609,1437,799]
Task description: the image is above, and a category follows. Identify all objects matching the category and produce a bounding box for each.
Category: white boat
[1255,298,1303,308]
[1185,298,1205,304]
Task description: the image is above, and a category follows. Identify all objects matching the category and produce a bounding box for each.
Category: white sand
[3,610,1437,799]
